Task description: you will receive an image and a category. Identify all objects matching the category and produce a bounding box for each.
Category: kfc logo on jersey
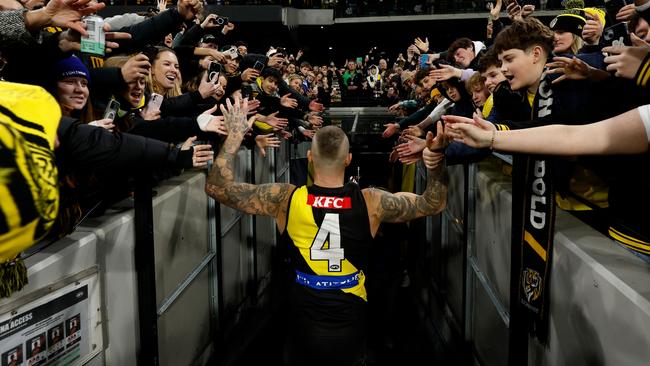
[307,194,352,209]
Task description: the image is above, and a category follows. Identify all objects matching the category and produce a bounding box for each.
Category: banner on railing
[0,275,100,366]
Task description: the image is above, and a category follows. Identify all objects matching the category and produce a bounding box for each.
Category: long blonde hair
[569,34,583,54]
[147,48,182,98]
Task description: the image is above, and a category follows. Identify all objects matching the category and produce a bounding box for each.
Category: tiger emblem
[522,268,542,303]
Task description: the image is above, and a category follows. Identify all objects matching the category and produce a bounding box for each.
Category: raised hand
[220,96,253,136]
[422,123,446,170]
[43,0,106,35]
[309,100,325,112]
[255,133,281,157]
[444,113,495,148]
[396,134,427,157]
[616,4,636,22]
[582,14,603,46]
[382,123,400,138]
[157,0,167,13]
[241,68,260,82]
[414,37,429,53]
[603,37,650,80]
[201,14,219,29]
[181,136,214,168]
[546,56,591,84]
[205,115,229,135]
[198,72,221,99]
[140,108,161,121]
[121,53,150,84]
[58,22,131,53]
[280,93,298,109]
[521,4,534,18]
[399,153,422,165]
[430,64,462,82]
[506,1,532,21]
[404,125,424,138]
[490,0,502,20]
[307,112,323,127]
[247,99,261,115]
[223,22,235,34]
[264,111,289,129]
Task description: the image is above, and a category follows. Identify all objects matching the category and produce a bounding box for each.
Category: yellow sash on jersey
[287,186,367,301]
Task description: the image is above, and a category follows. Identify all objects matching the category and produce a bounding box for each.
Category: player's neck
[313,172,345,188]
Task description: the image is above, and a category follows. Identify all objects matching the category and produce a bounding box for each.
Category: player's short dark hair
[312,126,349,167]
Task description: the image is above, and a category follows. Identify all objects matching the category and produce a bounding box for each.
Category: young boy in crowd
[484,17,650,259]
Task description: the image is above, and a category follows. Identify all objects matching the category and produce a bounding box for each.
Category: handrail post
[134,173,160,366]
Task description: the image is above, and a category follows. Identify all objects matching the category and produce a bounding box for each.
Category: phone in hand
[211,16,229,26]
[419,54,429,69]
[142,44,158,62]
[103,99,120,120]
[146,93,163,114]
[603,22,631,47]
[605,0,628,24]
[208,61,222,83]
[253,60,265,72]
[241,84,252,99]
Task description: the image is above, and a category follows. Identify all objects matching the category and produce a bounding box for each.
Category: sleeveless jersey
[285,183,373,302]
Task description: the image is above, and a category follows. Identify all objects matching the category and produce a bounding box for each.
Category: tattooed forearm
[205,134,294,217]
[376,164,447,223]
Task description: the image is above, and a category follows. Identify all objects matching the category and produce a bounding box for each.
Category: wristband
[196,114,212,131]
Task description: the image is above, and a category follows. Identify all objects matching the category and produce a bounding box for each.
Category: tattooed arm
[363,124,448,236]
[205,97,296,232]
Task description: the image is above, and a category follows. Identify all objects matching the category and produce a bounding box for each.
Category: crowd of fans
[2,0,650,297]
[0,0,334,293]
[373,0,650,264]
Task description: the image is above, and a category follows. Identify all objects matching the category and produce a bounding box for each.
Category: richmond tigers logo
[522,268,542,303]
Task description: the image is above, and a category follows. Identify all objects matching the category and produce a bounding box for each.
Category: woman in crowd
[51,56,115,130]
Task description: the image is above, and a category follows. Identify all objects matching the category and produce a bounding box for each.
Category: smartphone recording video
[253,60,265,72]
[419,54,429,69]
[605,0,628,24]
[603,22,631,47]
[103,99,120,120]
[146,93,163,114]
[208,62,222,83]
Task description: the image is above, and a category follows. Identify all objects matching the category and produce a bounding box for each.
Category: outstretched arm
[205,97,295,230]
[364,123,448,236]
[445,106,650,156]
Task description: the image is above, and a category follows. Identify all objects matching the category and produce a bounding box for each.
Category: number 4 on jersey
[310,213,345,272]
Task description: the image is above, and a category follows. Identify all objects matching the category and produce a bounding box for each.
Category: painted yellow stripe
[524,231,547,262]
[609,230,650,253]
[609,227,650,246]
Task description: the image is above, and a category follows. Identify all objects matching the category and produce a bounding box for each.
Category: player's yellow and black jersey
[284,183,373,303]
